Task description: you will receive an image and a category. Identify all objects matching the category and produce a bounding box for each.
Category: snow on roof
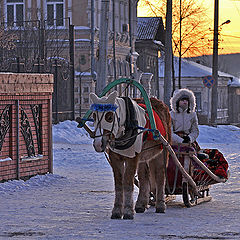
[74,26,90,30]
[75,71,93,76]
[75,39,90,42]
[153,40,164,47]
[228,77,240,86]
[159,57,240,85]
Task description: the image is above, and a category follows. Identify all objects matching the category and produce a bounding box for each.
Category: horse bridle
[92,110,119,147]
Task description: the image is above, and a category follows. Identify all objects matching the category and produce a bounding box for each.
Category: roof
[137,17,164,41]
[158,57,240,86]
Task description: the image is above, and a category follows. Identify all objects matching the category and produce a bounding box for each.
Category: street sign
[203,75,215,88]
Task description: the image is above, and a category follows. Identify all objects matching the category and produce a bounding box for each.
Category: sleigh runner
[77,78,229,217]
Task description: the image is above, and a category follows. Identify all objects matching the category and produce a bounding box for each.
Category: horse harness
[91,96,140,150]
[114,97,139,150]
[92,96,167,151]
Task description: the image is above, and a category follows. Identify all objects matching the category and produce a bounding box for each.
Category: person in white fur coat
[170,88,199,145]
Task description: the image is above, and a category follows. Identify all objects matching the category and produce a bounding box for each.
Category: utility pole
[112,0,117,82]
[178,0,182,89]
[96,0,110,95]
[91,0,96,82]
[211,0,219,124]
[164,0,173,107]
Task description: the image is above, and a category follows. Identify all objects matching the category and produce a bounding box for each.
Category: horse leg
[109,151,124,219]
[123,157,138,219]
[150,153,166,213]
[149,163,156,206]
[135,162,150,213]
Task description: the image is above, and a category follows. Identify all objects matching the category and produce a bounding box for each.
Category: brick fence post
[0,73,54,182]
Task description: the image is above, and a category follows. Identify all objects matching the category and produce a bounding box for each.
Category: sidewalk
[0,143,239,239]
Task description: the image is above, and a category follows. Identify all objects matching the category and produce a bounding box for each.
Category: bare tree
[139,0,212,57]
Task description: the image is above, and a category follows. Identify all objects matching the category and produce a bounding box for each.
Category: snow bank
[198,125,240,143]
[52,120,92,145]
[0,174,65,194]
[52,120,240,145]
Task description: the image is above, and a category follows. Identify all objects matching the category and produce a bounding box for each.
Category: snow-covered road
[0,121,239,239]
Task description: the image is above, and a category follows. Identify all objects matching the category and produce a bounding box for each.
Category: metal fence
[0,19,75,123]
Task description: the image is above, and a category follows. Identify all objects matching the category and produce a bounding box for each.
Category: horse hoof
[156,208,165,213]
[149,199,156,206]
[135,207,145,213]
[123,214,134,220]
[111,213,122,219]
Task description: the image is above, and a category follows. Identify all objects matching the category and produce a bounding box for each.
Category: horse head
[89,91,119,152]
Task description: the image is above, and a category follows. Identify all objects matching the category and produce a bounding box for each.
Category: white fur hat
[170,88,196,112]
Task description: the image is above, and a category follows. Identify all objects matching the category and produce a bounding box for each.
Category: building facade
[136,17,165,98]
[0,0,140,117]
[159,58,239,124]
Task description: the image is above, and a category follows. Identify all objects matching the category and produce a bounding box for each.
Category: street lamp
[219,20,231,27]
[211,0,230,124]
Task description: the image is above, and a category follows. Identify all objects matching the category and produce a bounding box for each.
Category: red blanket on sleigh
[201,148,229,180]
[191,148,229,185]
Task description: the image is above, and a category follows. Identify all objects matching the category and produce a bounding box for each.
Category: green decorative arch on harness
[79,78,162,140]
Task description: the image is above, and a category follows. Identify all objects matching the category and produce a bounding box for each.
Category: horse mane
[134,97,172,144]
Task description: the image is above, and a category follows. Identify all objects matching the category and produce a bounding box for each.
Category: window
[121,61,125,76]
[125,61,130,76]
[83,87,89,93]
[118,61,122,76]
[74,87,79,93]
[6,0,24,26]
[108,60,114,76]
[46,0,64,26]
[194,92,202,111]
[83,98,89,104]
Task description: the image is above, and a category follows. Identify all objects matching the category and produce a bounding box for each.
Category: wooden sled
[166,144,228,207]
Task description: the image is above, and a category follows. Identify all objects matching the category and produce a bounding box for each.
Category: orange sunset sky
[138,0,240,56]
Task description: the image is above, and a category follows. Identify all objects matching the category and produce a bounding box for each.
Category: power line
[218,36,236,55]
[221,34,240,39]
[233,1,240,17]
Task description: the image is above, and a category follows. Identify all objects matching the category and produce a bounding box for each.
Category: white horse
[89,91,171,219]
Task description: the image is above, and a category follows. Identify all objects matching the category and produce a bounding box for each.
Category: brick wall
[0,73,54,182]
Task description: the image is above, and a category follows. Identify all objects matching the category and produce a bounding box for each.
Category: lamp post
[97,0,110,95]
[164,0,173,107]
[210,0,219,124]
[211,0,230,124]
[220,20,231,27]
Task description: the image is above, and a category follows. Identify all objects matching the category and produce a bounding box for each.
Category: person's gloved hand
[182,135,190,143]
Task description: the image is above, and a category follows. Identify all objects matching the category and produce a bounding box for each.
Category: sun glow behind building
[138,0,240,56]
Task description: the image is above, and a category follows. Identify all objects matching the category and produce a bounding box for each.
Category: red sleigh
[166,144,229,207]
